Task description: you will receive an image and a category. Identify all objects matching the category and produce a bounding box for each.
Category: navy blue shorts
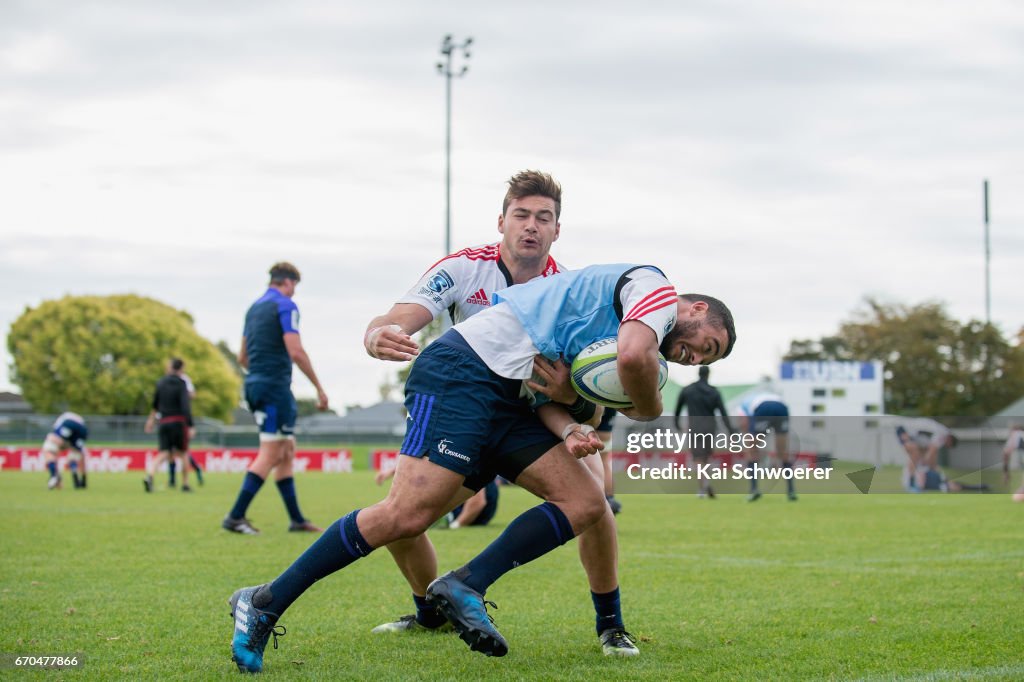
[53,420,88,451]
[750,401,789,435]
[401,330,559,481]
[244,380,297,437]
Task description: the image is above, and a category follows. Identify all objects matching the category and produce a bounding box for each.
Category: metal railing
[0,413,403,447]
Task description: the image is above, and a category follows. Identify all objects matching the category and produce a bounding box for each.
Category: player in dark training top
[222,262,329,535]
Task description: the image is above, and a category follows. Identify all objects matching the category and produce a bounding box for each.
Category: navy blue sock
[260,510,374,615]
[168,460,177,486]
[276,477,305,523]
[459,501,574,595]
[747,462,758,493]
[229,471,266,519]
[47,461,57,477]
[783,462,795,494]
[591,587,624,635]
[413,593,446,628]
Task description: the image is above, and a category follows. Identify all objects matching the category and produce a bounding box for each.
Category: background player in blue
[226,262,735,671]
[445,480,500,529]
[41,412,90,490]
[738,392,794,501]
[894,417,974,493]
[222,262,329,535]
[364,171,635,657]
[376,467,500,529]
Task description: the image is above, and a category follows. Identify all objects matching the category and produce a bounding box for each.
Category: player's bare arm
[237,336,249,370]
[616,320,664,421]
[365,303,435,361]
[283,333,328,410]
[536,402,603,459]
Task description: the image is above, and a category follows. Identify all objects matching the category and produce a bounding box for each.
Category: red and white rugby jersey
[396,242,563,324]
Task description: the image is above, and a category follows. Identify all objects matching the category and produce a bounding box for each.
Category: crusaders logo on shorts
[436,438,470,463]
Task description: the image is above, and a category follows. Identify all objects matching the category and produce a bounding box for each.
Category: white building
[777,360,884,417]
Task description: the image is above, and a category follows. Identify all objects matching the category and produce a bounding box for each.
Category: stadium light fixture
[438,34,472,256]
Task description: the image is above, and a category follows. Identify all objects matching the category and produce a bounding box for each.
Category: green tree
[216,340,245,381]
[784,297,1024,416]
[7,294,241,421]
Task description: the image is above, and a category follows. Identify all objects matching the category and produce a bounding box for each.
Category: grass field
[2,467,1023,681]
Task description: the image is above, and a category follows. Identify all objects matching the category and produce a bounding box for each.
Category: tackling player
[363,170,635,656]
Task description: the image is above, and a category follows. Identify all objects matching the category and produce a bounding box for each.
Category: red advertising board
[0,447,352,473]
[372,450,400,472]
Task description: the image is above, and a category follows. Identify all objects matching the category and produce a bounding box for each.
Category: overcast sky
[2,0,1022,413]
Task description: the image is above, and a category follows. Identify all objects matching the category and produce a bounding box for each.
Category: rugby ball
[570,337,669,409]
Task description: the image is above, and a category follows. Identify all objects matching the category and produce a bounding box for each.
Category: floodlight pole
[983,179,991,325]
[437,35,472,256]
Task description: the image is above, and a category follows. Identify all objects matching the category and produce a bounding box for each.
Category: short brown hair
[269,262,301,284]
[502,170,562,220]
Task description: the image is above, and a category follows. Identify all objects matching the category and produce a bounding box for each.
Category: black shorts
[158,422,189,453]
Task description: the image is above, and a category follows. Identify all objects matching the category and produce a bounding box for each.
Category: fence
[0,413,404,448]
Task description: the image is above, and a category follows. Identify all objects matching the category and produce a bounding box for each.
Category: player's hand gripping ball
[570,337,668,409]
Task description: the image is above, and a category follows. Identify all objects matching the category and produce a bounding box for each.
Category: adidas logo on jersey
[465,288,490,306]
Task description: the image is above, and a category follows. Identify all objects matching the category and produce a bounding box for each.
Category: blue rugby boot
[426,572,508,657]
[229,584,286,673]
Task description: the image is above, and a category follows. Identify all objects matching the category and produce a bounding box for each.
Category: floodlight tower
[983,179,991,325]
[437,34,472,256]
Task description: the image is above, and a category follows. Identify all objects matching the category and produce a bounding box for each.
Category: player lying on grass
[227,262,735,672]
